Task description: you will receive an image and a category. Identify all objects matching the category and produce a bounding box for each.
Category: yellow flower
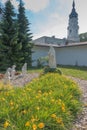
[10,101,14,106]
[51,114,57,118]
[2,97,5,101]
[31,118,36,123]
[62,106,65,112]
[33,124,37,130]
[51,99,55,102]
[38,122,45,129]
[38,90,42,93]
[3,121,10,128]
[56,117,62,124]
[36,106,40,110]
[57,117,64,126]
[49,91,52,95]
[57,99,62,104]
[22,110,27,114]
[5,92,9,96]
[61,103,65,112]
[25,121,30,127]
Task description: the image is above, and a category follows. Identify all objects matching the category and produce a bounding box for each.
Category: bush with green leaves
[37,56,48,68]
[43,66,62,75]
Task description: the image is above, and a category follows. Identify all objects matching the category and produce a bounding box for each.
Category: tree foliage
[17,0,33,67]
[0,0,33,70]
[0,0,22,70]
[79,32,87,42]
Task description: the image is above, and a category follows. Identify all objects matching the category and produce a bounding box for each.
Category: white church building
[32,0,87,67]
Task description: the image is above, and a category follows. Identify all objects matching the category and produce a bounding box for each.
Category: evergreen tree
[0,0,22,70]
[17,0,33,67]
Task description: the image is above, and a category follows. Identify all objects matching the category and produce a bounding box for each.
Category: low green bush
[0,73,82,130]
[43,66,62,75]
[37,56,48,68]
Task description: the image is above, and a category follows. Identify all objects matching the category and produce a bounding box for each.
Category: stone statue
[22,63,27,76]
[4,67,12,83]
[48,46,57,68]
[11,65,16,80]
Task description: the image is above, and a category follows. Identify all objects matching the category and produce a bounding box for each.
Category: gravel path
[68,77,87,130]
[11,73,40,87]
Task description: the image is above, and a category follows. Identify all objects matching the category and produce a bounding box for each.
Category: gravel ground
[11,73,40,87]
[68,77,87,130]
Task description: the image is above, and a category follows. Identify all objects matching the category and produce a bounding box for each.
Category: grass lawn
[27,65,87,80]
[28,67,43,73]
[58,65,87,80]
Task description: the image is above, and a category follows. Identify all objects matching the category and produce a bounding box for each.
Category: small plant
[43,66,62,75]
[37,56,48,68]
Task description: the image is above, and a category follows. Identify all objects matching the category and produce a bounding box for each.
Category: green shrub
[37,56,48,68]
[43,66,62,75]
[0,73,82,130]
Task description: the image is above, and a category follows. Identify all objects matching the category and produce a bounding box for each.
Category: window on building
[70,30,72,33]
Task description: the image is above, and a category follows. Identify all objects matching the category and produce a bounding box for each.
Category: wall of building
[32,45,87,67]
[32,46,49,66]
[55,45,87,66]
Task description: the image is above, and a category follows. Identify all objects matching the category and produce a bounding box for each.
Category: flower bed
[0,73,82,130]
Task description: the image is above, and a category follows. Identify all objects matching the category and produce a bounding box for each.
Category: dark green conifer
[0,0,22,70]
[17,0,33,67]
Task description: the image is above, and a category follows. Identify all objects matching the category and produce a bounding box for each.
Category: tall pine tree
[17,0,33,67]
[0,0,22,70]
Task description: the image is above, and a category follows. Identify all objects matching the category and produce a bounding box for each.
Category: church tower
[67,0,80,43]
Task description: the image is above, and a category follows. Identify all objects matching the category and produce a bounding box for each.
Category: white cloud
[33,13,67,39]
[33,0,87,39]
[1,0,7,3]
[33,23,67,40]
[24,0,50,12]
[1,0,50,12]
[76,0,87,34]
[11,0,19,9]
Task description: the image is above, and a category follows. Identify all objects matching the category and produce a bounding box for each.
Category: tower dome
[67,0,80,43]
[69,0,78,18]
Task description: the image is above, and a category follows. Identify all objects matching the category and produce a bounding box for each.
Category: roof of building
[33,36,65,41]
[34,42,87,48]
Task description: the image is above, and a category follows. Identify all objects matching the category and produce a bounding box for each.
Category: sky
[1,0,87,40]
